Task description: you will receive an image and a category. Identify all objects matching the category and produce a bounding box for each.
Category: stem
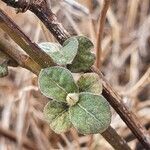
[29,1,70,45]
[0,8,55,68]
[2,0,70,45]
[0,125,36,150]
[1,0,150,149]
[102,126,131,150]
[95,0,111,69]
[0,37,41,75]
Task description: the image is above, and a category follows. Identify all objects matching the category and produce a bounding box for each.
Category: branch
[2,0,70,45]
[102,126,131,150]
[1,1,150,149]
[0,8,55,68]
[0,125,37,150]
[0,36,41,75]
[95,0,111,68]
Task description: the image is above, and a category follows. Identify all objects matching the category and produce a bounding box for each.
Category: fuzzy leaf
[38,37,78,65]
[67,36,95,72]
[38,66,79,102]
[38,42,61,54]
[44,101,72,133]
[69,92,111,134]
[0,51,8,77]
[0,64,8,77]
[77,73,102,94]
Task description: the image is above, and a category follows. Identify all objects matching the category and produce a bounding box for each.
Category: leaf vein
[77,103,104,126]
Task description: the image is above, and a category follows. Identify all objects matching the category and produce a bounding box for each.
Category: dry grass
[0,0,150,149]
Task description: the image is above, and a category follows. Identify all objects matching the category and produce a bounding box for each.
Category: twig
[0,8,55,68]
[125,122,150,143]
[95,0,111,69]
[1,0,150,149]
[0,125,37,150]
[2,0,70,45]
[102,126,131,150]
[0,37,41,75]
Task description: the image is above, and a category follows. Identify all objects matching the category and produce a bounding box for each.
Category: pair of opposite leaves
[38,66,111,135]
[38,36,95,72]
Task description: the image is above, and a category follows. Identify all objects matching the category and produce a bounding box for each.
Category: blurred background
[0,0,149,149]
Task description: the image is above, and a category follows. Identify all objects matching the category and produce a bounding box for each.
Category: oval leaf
[67,36,95,72]
[69,92,111,134]
[44,101,72,133]
[38,66,79,102]
[77,73,102,94]
[38,37,78,65]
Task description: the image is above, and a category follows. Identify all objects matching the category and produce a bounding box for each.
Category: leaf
[38,37,78,65]
[67,36,95,72]
[77,73,102,94]
[61,37,78,64]
[69,92,111,134]
[44,101,72,133]
[0,51,8,77]
[0,64,8,77]
[38,42,61,54]
[38,66,79,103]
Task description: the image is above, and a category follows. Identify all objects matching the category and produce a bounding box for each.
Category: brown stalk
[1,0,150,149]
[0,37,41,75]
[2,0,70,45]
[101,126,131,150]
[95,0,111,69]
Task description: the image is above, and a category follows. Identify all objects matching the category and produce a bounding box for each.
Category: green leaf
[67,36,95,72]
[69,92,111,134]
[38,66,79,102]
[77,73,102,94]
[43,101,72,134]
[38,37,78,65]
[38,42,61,54]
[0,51,8,77]
[61,37,78,64]
[0,64,8,77]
